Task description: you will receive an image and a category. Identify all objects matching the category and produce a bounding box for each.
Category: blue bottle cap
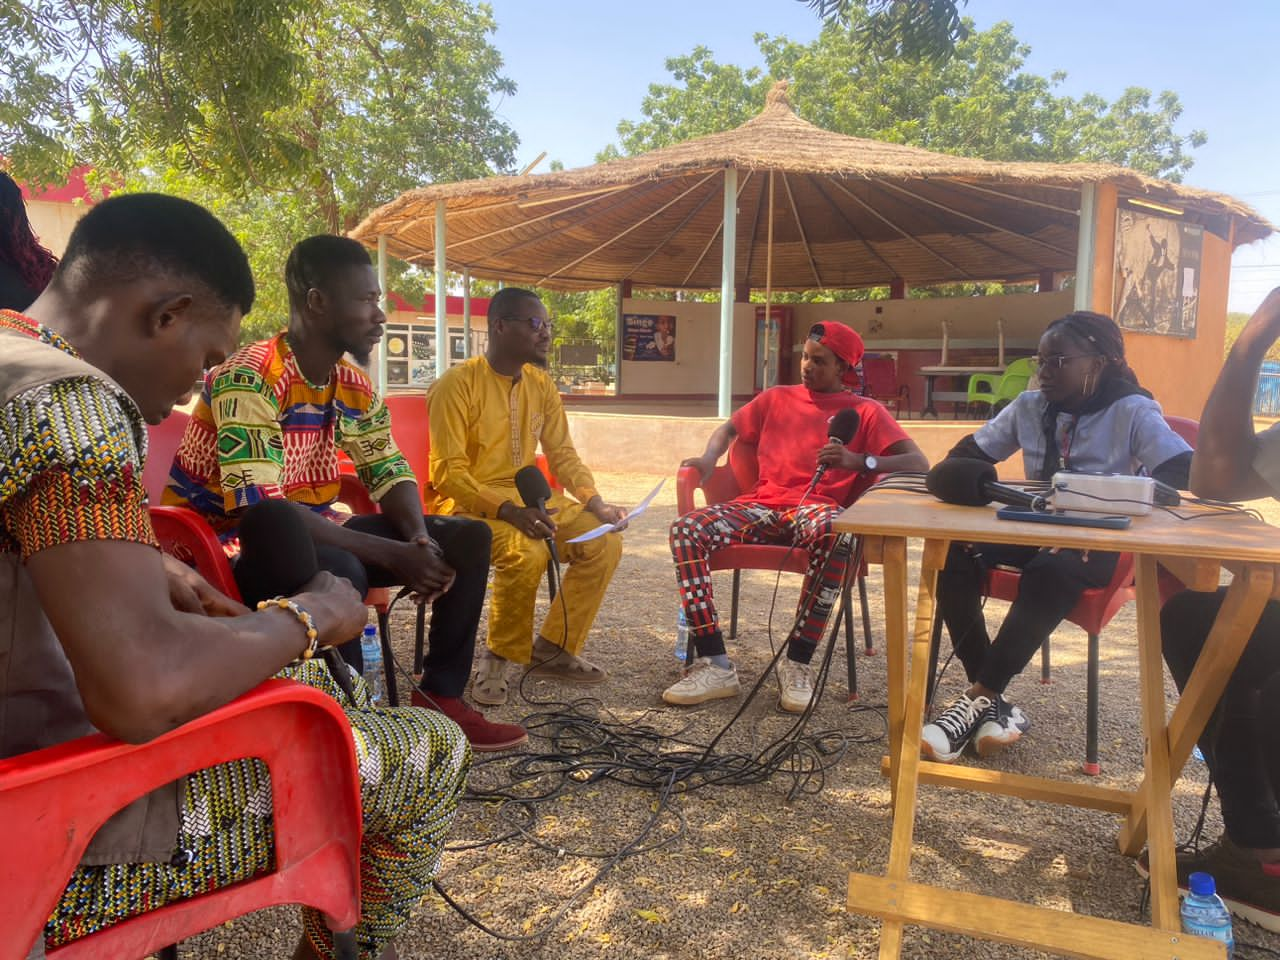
[363,624,377,637]
[1188,871,1217,897]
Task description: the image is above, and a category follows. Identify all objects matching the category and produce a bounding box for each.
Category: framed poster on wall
[1113,208,1202,338]
[622,314,676,361]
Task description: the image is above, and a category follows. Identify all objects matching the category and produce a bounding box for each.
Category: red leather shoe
[411,689,528,752]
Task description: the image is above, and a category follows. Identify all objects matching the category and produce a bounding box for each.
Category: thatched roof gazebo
[351,81,1270,415]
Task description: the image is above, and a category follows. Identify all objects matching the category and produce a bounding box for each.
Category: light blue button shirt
[973,389,1191,480]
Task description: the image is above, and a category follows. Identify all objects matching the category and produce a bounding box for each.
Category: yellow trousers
[472,493,622,663]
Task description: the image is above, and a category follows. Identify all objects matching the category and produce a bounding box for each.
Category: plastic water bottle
[674,608,689,662]
[360,625,387,706]
[1181,872,1234,958]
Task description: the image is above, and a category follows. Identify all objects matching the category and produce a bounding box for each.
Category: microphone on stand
[515,465,560,566]
[925,458,1050,512]
[812,408,863,485]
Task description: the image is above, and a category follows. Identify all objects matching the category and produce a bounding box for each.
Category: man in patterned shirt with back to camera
[165,234,525,752]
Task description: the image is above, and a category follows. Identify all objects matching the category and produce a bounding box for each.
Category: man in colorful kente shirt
[166,234,525,752]
[1,193,469,960]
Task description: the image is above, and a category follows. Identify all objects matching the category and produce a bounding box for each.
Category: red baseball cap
[807,322,865,387]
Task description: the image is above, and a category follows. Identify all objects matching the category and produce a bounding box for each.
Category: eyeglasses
[501,315,553,332]
[1034,354,1092,371]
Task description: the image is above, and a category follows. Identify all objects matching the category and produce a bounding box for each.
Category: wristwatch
[862,454,879,473]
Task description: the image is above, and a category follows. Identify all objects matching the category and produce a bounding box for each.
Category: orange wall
[1083,183,1231,420]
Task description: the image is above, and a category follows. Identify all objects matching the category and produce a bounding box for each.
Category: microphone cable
[418,540,886,945]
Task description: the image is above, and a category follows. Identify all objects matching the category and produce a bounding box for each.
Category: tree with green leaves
[608,17,1204,183]
[3,1,518,339]
[800,0,969,63]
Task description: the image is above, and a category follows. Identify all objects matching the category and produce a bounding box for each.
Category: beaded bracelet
[257,596,320,661]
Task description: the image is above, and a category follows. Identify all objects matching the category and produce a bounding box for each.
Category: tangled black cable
[379,530,887,944]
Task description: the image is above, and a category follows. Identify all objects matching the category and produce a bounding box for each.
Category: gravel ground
[177,474,1280,959]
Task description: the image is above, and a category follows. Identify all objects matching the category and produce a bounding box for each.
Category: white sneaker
[921,693,992,762]
[777,658,814,714]
[662,658,741,706]
[973,695,1031,757]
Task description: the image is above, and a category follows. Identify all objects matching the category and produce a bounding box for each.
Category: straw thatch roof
[350,82,1271,292]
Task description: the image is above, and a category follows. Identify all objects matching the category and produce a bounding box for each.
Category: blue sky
[484,0,1279,313]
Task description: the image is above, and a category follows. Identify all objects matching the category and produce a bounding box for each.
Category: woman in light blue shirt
[923,311,1192,763]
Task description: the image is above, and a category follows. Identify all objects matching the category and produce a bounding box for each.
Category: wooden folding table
[835,489,1280,960]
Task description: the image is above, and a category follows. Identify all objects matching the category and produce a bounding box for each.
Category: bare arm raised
[1191,287,1280,501]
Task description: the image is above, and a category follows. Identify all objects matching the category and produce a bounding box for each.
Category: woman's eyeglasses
[501,315,553,332]
[1033,354,1092,371]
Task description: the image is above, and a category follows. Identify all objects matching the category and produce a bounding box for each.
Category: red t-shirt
[731,385,909,507]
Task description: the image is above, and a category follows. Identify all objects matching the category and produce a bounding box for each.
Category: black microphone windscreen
[514,465,552,508]
[828,408,861,444]
[925,458,998,506]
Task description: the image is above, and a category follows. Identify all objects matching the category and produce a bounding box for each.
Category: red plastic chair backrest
[143,410,192,503]
[384,393,432,484]
[0,680,361,959]
[149,505,242,601]
[1163,415,1199,448]
[860,355,899,398]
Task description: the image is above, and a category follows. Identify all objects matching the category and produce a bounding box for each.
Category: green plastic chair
[966,356,1036,417]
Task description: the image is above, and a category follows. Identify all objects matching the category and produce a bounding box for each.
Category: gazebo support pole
[616,281,626,396]
[764,170,774,388]
[462,267,472,360]
[435,200,449,379]
[376,234,388,392]
[718,166,738,418]
[1073,183,1097,312]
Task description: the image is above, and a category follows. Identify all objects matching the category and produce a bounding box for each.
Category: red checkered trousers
[669,501,852,662]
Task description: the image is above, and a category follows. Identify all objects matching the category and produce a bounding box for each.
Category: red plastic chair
[675,438,874,700]
[0,678,362,959]
[858,354,910,418]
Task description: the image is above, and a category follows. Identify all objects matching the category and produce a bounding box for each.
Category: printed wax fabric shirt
[164,332,414,534]
[0,311,179,866]
[972,388,1191,479]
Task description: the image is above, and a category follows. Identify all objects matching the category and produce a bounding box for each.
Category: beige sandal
[471,653,510,705]
[525,642,609,684]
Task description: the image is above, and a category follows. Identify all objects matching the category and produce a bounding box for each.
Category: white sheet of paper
[566,479,665,544]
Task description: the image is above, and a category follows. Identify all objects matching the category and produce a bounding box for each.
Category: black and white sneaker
[973,694,1031,757]
[921,693,993,762]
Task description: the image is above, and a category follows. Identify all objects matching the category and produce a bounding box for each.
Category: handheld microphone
[925,457,1049,512]
[813,408,862,485]
[514,464,560,566]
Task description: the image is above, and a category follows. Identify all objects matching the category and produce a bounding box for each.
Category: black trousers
[233,501,491,699]
[936,542,1118,695]
[1162,589,1280,849]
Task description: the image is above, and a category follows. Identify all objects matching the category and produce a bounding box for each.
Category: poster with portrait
[622,313,676,361]
[1113,208,1202,338]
